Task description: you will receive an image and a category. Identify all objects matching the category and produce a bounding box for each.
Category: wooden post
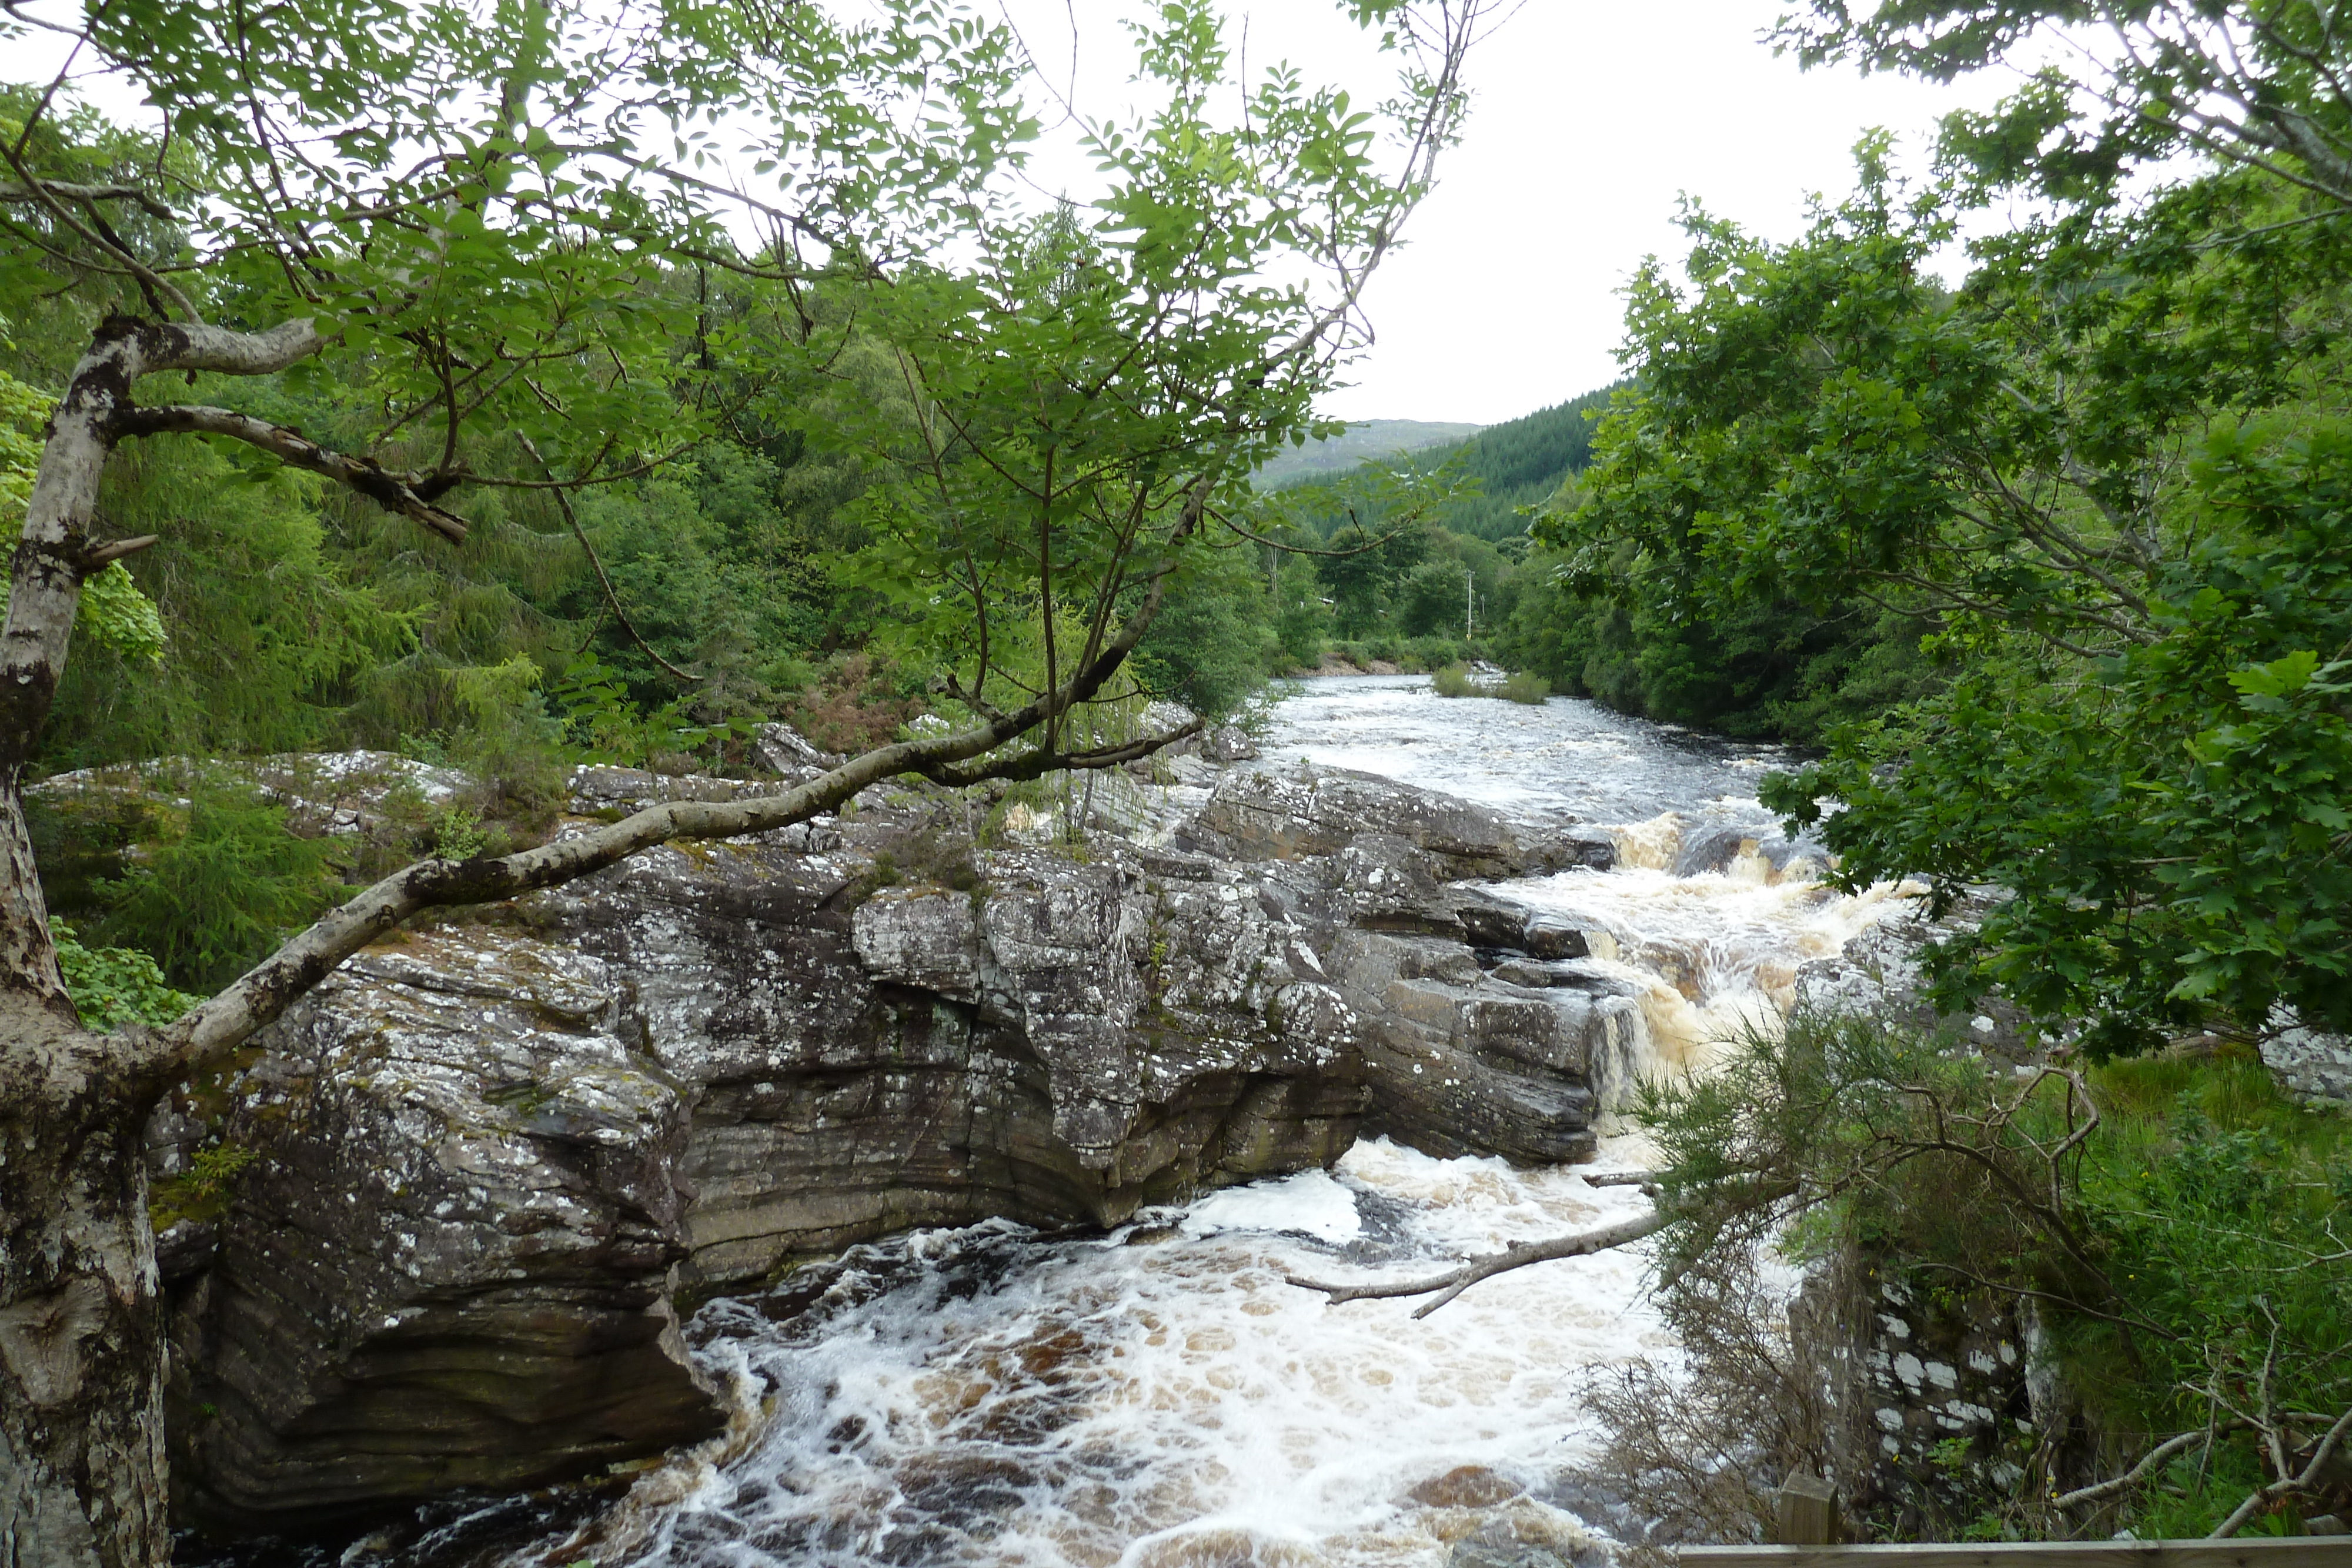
[1777,1472,1842,1546]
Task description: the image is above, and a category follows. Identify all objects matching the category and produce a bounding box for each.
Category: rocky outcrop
[2260,1019,2352,1104]
[1793,1250,2037,1539]
[1328,935,1644,1164]
[168,932,715,1527]
[1792,896,2040,1063]
[158,750,1626,1529]
[1182,764,1615,880]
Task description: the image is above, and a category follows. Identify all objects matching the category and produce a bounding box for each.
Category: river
[224,678,1916,1568]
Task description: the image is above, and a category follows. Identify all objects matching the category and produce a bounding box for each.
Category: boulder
[1325,931,1643,1165]
[751,721,843,775]
[1185,765,1541,880]
[2261,1018,2352,1105]
[168,931,717,1529]
[1790,1249,2034,1533]
[1792,894,2040,1062]
[1669,821,1825,880]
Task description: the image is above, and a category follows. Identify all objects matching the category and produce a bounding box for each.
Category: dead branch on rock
[1287,1208,1670,1319]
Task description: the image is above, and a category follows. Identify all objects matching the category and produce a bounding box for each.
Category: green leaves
[51,919,199,1031]
[93,773,348,991]
[4,0,1039,499]
[1565,136,2352,1051]
[814,3,1474,725]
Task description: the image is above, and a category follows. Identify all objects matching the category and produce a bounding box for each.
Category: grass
[1431,661,1551,704]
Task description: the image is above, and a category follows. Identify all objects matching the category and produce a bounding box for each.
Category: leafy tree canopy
[1549,82,2352,1053]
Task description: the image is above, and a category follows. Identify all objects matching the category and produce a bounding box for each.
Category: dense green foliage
[92,775,349,991]
[1252,380,1935,740]
[1635,1011,2352,1540]
[1554,4,2352,1547]
[1549,116,2352,1049]
[1413,385,1620,540]
[6,0,1478,999]
[50,920,199,1031]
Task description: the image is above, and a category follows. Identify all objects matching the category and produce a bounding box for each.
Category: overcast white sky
[998,1,2019,426]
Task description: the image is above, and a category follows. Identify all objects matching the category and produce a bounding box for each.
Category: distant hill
[1254,419,1482,487]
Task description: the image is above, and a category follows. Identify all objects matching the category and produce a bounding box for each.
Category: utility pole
[1465,567,1475,640]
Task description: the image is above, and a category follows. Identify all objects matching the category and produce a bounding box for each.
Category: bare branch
[0,144,201,320]
[1216,512,1423,559]
[0,181,181,223]
[115,404,469,545]
[2052,1426,2225,1510]
[1287,1207,1669,1320]
[921,717,1204,789]
[147,317,324,377]
[2210,1405,2352,1538]
[79,534,156,570]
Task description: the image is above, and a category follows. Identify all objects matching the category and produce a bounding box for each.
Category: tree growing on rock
[0,0,1492,1560]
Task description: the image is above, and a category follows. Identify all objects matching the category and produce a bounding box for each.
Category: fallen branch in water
[1287,1208,1671,1319]
[1582,1169,1662,1187]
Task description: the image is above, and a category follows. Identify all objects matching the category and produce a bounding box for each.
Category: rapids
[513,678,1913,1568]
[239,677,1916,1568]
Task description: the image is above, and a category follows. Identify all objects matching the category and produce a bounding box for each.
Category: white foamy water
[1265,677,1916,1077]
[549,1141,1668,1568]
[510,676,1916,1568]
[1258,676,1795,834]
[1515,867,1918,1076]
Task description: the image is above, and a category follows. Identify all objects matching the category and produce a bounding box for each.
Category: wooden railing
[1675,1477,2352,1565]
[1682,1544,2352,1567]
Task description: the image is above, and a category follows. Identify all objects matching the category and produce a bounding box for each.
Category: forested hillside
[1250,376,1935,743]
[1419,385,1618,540]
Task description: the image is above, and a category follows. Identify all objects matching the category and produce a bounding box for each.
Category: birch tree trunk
[0,319,195,1568]
[0,997,169,1568]
[0,315,467,1566]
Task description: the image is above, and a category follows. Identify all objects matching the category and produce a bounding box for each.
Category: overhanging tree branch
[114,404,470,544]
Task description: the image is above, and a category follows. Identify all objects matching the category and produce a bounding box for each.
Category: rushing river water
[235,678,1917,1568]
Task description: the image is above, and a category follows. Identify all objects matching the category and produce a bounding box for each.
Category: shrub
[1431,661,1474,697]
[51,920,199,1030]
[1608,1009,2352,1542]
[1502,670,1551,704]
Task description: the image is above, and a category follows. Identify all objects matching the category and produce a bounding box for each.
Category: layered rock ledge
[136,752,1632,1529]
